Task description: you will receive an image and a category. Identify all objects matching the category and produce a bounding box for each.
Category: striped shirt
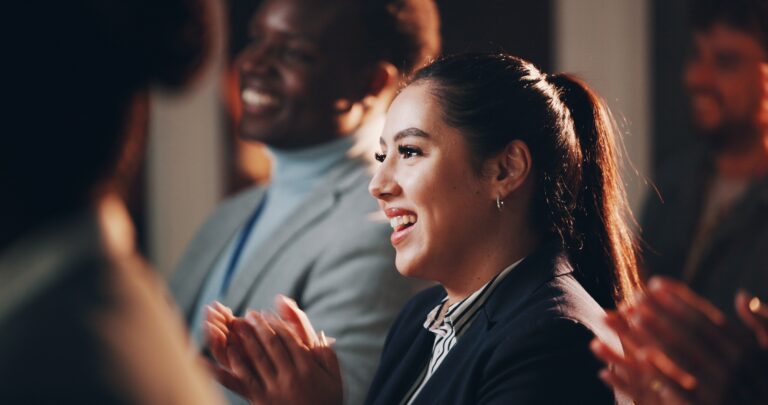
[402,258,525,405]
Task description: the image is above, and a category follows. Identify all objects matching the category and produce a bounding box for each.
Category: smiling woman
[204,52,642,405]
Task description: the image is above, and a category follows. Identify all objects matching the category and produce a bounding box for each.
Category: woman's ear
[490,140,532,200]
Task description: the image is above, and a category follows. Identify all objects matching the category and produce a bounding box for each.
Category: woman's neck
[441,233,540,306]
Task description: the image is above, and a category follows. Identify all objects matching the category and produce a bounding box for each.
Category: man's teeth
[242,88,278,108]
[389,215,417,229]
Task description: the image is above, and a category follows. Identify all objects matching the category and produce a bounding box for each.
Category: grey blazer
[170,156,426,404]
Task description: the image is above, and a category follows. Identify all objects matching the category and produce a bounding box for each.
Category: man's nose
[239,43,273,76]
[684,59,714,89]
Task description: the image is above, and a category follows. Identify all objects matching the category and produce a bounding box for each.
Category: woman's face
[369,82,497,281]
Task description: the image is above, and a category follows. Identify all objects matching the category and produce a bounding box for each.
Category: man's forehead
[257,0,364,39]
[695,24,767,56]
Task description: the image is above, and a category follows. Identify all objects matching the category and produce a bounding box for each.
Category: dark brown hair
[411,53,642,307]
[361,0,442,76]
[690,0,768,53]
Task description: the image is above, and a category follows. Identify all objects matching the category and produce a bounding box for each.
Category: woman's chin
[395,255,433,281]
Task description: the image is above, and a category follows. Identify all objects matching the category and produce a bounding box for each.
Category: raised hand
[204,301,236,370]
[202,298,343,405]
[591,309,694,404]
[222,311,342,405]
[592,277,768,404]
[736,291,768,349]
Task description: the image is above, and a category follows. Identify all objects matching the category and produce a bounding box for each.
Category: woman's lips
[384,208,417,246]
[390,223,415,246]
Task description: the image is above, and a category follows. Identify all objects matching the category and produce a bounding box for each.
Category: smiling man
[169,0,440,403]
[642,0,768,316]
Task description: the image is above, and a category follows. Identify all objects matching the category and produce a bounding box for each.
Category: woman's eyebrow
[393,127,431,142]
[379,127,431,146]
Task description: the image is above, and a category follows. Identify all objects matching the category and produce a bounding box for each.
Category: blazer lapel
[659,153,711,278]
[223,157,368,313]
[174,188,266,320]
[373,328,434,405]
[410,314,490,405]
[411,245,570,404]
[695,176,768,280]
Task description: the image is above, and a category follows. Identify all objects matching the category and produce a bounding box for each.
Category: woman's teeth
[389,215,417,230]
[242,88,279,108]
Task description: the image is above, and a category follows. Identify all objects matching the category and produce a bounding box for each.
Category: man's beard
[696,119,761,153]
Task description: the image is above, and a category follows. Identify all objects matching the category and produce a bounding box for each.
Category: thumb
[274,294,318,346]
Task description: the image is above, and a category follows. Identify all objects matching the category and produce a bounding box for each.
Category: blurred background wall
[145,0,691,275]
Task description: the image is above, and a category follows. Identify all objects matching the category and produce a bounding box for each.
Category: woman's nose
[369,163,401,200]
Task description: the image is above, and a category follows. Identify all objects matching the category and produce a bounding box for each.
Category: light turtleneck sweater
[244,135,356,253]
[190,135,355,343]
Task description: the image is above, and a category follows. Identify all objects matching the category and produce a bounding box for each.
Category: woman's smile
[384,207,418,245]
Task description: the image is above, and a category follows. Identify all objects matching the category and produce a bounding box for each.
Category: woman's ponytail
[548,73,642,307]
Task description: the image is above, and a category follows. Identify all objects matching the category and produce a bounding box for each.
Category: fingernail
[648,277,662,291]
[245,311,259,324]
[749,296,762,313]
[281,295,298,307]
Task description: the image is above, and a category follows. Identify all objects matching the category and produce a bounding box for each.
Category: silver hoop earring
[496,195,505,211]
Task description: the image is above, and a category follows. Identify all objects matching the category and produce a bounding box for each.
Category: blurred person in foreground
[169,0,440,403]
[592,0,768,403]
[0,0,222,403]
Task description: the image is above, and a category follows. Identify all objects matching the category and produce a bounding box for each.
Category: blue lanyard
[219,194,267,297]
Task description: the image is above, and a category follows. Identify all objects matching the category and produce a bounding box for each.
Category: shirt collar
[422,257,525,337]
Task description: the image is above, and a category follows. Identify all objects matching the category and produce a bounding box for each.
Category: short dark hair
[690,0,768,52]
[411,53,642,308]
[361,0,442,77]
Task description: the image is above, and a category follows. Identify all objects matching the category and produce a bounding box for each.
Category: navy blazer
[365,245,623,404]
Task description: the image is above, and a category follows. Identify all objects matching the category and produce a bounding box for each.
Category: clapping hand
[204,297,343,405]
[591,277,768,404]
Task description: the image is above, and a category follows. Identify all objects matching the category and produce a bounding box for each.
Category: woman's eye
[398,145,423,159]
[374,152,386,163]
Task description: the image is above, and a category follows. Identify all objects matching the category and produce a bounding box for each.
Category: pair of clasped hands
[204,296,343,405]
[591,277,768,405]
